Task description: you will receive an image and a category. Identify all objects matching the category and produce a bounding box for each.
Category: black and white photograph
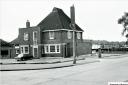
[0,0,128,85]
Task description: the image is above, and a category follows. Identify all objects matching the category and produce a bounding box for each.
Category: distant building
[92,44,101,50]
[11,7,92,58]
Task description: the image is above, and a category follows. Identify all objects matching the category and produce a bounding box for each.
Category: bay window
[44,44,60,53]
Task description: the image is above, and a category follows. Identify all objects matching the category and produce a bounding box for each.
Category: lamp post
[72,24,76,64]
[70,5,76,64]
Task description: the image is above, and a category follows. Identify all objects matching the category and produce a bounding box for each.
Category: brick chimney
[26,20,30,28]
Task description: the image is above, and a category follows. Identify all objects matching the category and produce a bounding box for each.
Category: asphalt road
[1,54,128,85]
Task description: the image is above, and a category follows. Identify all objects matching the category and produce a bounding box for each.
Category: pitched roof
[37,7,83,31]
[10,38,19,45]
[0,39,12,47]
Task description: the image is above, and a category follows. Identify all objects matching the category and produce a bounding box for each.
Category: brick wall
[76,42,92,56]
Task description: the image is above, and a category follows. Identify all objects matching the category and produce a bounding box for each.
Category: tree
[126,34,128,45]
[118,12,128,36]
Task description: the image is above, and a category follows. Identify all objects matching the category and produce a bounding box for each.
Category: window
[77,32,81,39]
[25,47,29,54]
[46,45,49,53]
[50,45,56,52]
[20,45,29,54]
[16,49,20,54]
[56,45,60,52]
[42,46,45,54]
[67,31,72,39]
[21,47,24,54]
[49,31,54,39]
[24,33,29,41]
[1,50,8,55]
[33,31,37,40]
[44,44,60,53]
[33,31,38,45]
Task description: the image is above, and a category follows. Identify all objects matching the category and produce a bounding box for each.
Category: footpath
[0,54,125,71]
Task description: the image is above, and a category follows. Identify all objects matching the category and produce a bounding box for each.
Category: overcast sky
[0,0,128,42]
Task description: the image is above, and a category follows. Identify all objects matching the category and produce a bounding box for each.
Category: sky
[0,0,128,42]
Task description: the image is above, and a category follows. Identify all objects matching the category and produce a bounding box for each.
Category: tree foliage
[118,12,128,36]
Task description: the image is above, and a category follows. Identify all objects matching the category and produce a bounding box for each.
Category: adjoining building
[0,39,15,58]
[11,7,92,58]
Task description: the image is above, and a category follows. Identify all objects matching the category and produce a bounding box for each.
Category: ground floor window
[16,49,20,54]
[44,44,60,53]
[21,47,23,53]
[57,45,60,52]
[25,47,29,53]
[1,50,8,55]
[20,45,29,54]
[15,46,20,54]
[42,46,45,54]
[50,45,56,52]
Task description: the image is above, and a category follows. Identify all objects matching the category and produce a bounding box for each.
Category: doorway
[33,46,38,58]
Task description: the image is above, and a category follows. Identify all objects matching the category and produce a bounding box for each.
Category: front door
[33,47,38,58]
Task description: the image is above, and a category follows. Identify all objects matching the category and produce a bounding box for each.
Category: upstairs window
[33,31,38,45]
[33,31,37,40]
[77,32,81,39]
[67,31,72,39]
[24,33,28,41]
[49,31,54,39]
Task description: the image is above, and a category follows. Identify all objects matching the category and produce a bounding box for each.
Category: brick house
[11,7,92,58]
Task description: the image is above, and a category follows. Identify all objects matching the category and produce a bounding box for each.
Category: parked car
[15,53,33,61]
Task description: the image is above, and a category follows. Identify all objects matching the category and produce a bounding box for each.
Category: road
[1,54,128,85]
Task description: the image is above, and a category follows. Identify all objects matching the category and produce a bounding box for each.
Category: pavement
[0,54,125,71]
[0,55,87,65]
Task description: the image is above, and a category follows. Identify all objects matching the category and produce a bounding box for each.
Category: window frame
[16,49,20,54]
[24,46,29,54]
[56,45,60,53]
[42,46,45,54]
[77,32,81,39]
[67,31,72,39]
[24,33,29,41]
[33,31,38,45]
[44,44,60,53]
[21,47,24,54]
[49,31,54,39]
[50,45,56,53]
[20,45,29,54]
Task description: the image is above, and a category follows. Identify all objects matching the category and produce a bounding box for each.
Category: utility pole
[70,5,76,64]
